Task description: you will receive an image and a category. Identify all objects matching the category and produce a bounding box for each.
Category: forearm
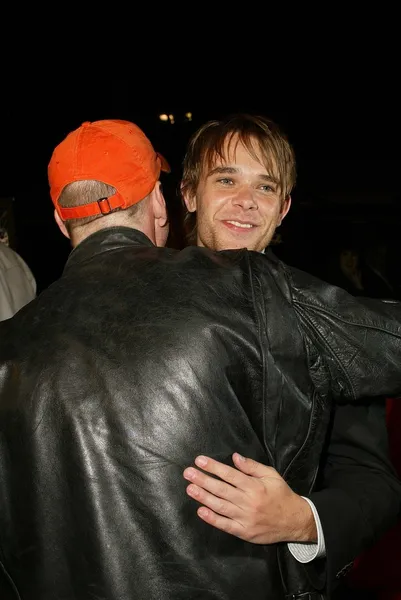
[284,495,317,543]
[288,497,326,563]
[289,265,401,401]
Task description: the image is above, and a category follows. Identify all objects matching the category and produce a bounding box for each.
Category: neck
[70,215,155,248]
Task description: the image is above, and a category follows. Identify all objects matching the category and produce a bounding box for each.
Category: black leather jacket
[0,227,400,600]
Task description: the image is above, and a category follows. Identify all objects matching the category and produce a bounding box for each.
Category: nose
[232,186,258,210]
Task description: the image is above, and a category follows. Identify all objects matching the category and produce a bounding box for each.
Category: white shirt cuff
[287,497,326,563]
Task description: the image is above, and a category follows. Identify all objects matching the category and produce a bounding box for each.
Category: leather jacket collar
[64,227,154,272]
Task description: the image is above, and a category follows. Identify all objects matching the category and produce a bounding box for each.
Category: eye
[260,184,276,192]
[217,177,234,185]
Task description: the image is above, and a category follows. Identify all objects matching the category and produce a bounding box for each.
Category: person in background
[0,235,36,320]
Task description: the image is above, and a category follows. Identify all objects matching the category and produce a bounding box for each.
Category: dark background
[1,76,400,293]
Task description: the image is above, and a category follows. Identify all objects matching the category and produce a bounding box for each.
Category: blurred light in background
[159,112,193,124]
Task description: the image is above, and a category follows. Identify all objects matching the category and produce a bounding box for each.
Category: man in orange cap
[49,119,171,247]
[0,118,400,600]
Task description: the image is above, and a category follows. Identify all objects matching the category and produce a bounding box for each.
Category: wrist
[287,494,318,543]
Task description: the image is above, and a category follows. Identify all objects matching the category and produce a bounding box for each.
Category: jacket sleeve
[306,398,401,595]
[288,265,401,402]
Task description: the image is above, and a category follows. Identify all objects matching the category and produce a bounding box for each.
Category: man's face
[184,136,291,252]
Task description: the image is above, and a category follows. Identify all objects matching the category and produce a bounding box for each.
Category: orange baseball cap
[48,119,170,220]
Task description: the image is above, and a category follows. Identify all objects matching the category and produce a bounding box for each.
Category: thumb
[232,453,277,479]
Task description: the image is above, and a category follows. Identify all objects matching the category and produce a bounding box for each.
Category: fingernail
[195,456,207,467]
[198,507,209,518]
[187,484,199,497]
[235,453,246,461]
[183,468,196,480]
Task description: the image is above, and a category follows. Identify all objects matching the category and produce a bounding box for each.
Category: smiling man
[182,114,293,251]
[181,113,401,599]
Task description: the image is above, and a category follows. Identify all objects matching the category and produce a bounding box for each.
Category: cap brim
[157,152,171,174]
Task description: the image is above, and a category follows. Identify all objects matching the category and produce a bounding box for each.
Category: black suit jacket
[306,398,398,597]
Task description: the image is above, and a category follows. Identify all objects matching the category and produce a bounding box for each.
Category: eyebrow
[208,166,279,184]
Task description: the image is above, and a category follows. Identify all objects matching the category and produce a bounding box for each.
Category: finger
[186,483,242,519]
[183,467,243,504]
[196,506,246,540]
[232,453,279,479]
[192,455,254,489]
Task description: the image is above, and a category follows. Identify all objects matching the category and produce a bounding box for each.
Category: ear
[152,181,168,227]
[181,183,197,213]
[277,194,292,226]
[54,209,70,239]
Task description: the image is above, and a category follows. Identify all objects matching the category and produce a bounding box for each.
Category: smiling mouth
[225,220,256,229]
